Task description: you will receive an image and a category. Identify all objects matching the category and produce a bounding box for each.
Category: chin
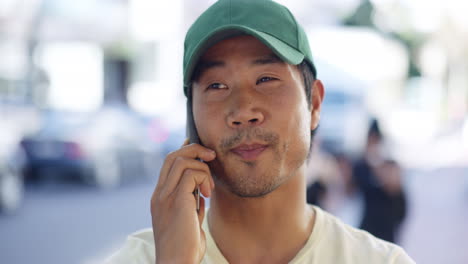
[222,176,281,198]
[212,161,286,198]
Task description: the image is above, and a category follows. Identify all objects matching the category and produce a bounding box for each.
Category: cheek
[273,89,311,142]
[192,100,222,147]
[286,107,311,150]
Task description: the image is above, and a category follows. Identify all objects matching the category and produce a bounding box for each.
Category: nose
[227,89,265,129]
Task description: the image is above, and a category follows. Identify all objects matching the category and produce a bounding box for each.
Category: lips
[230,143,268,161]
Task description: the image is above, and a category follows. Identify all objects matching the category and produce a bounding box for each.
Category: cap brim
[184,25,305,89]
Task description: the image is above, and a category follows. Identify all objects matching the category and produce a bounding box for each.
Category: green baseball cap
[183,0,316,96]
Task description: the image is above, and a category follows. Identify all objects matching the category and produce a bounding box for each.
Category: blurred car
[0,106,31,214]
[0,143,25,214]
[159,126,186,156]
[20,105,164,188]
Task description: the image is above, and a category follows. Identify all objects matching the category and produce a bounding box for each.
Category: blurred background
[0,0,467,263]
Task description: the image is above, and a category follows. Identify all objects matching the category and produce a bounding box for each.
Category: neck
[207,166,315,264]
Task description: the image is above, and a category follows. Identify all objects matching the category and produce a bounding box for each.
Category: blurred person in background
[105,0,414,263]
[331,152,364,227]
[353,118,407,243]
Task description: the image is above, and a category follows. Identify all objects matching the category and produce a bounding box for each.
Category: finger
[158,144,215,189]
[161,157,212,199]
[182,138,189,146]
[175,168,212,199]
[156,144,216,190]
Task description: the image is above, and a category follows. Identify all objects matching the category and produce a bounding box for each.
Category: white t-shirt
[104,205,414,263]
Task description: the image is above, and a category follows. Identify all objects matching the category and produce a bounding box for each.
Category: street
[400,167,468,264]
[0,178,156,264]
[0,168,467,264]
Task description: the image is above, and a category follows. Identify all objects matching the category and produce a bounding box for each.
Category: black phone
[186,99,200,145]
[186,99,201,212]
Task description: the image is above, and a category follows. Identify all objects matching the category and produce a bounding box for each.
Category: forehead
[200,35,277,62]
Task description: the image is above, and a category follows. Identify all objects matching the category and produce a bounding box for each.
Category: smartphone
[187,100,201,212]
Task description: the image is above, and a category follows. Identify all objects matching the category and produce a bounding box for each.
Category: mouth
[230,143,268,161]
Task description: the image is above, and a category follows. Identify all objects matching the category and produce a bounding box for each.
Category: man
[353,119,407,243]
[106,0,415,263]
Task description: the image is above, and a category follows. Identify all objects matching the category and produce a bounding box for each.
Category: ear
[310,79,325,130]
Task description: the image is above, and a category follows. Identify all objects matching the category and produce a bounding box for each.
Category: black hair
[297,60,316,109]
[368,118,382,140]
[297,60,318,143]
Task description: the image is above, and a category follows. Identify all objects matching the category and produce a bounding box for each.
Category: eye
[256,76,277,85]
[207,82,228,90]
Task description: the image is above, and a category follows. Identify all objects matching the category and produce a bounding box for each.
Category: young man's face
[192,35,322,197]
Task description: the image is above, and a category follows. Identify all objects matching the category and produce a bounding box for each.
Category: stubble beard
[209,127,291,198]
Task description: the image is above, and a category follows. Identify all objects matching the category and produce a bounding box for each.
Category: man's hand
[151,140,216,263]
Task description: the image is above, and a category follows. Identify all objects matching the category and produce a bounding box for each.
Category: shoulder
[311,206,415,263]
[103,228,155,264]
[127,228,155,246]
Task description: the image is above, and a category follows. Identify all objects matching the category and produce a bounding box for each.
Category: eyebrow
[252,53,283,65]
[193,53,284,81]
[195,60,225,76]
